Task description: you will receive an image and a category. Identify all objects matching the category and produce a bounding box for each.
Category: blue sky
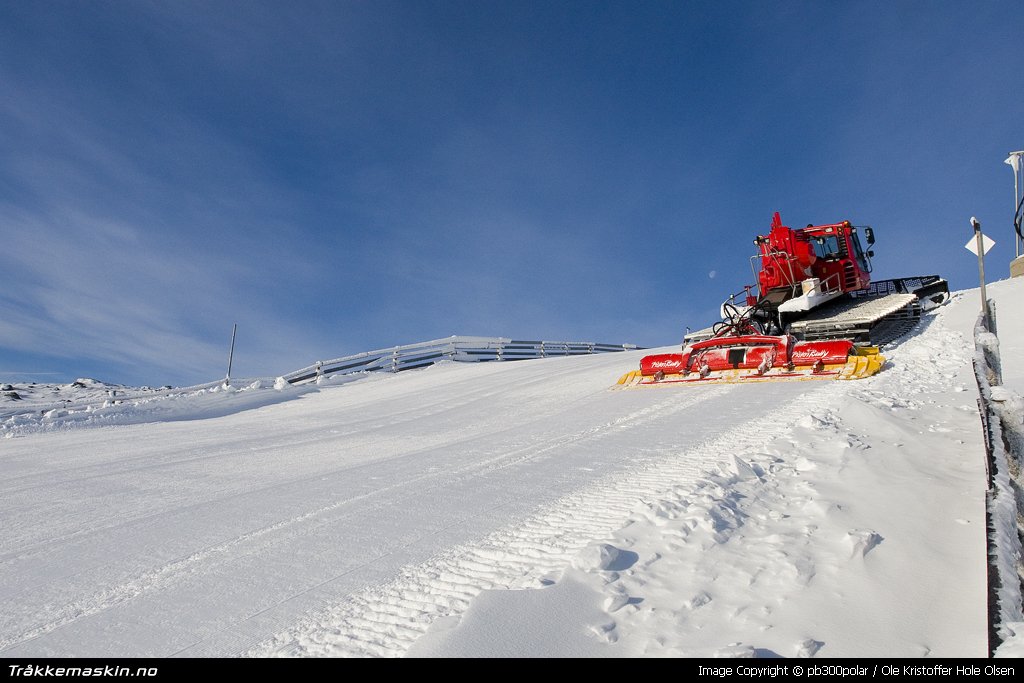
[1,1,1020,386]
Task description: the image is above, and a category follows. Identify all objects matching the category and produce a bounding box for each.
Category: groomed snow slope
[2,281,1014,658]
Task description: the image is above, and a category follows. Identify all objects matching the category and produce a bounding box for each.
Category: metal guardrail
[280,336,641,385]
[1,337,642,420]
[972,300,1024,656]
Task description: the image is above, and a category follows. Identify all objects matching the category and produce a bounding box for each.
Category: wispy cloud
[0,2,1020,385]
[0,59,334,384]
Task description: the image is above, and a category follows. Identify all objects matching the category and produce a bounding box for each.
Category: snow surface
[2,280,1022,657]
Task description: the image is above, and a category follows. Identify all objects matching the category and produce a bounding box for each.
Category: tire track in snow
[240,384,843,658]
[0,383,723,654]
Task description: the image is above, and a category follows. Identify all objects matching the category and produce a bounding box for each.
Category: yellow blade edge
[616,370,643,386]
[838,349,886,380]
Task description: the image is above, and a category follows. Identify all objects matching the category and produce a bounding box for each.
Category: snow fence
[279,336,641,385]
[973,301,1024,655]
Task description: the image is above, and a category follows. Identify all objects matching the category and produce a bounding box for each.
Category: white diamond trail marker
[965,232,995,256]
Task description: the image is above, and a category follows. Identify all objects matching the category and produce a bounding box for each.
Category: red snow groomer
[617,212,948,387]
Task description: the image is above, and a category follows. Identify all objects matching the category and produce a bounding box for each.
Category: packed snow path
[0,353,799,656]
[1,283,1003,657]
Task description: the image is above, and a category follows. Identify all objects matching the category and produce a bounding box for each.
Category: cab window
[812,235,841,259]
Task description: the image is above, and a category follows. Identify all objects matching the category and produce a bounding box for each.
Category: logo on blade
[650,359,682,368]
[792,349,831,359]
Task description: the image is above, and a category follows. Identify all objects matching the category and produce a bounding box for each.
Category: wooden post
[972,218,990,329]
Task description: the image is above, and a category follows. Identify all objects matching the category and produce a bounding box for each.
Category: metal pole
[971,218,990,328]
[1007,151,1024,258]
[1011,157,1019,259]
[1016,160,1022,259]
[225,323,237,386]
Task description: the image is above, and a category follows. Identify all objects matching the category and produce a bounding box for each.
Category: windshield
[850,232,871,273]
[812,235,841,259]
